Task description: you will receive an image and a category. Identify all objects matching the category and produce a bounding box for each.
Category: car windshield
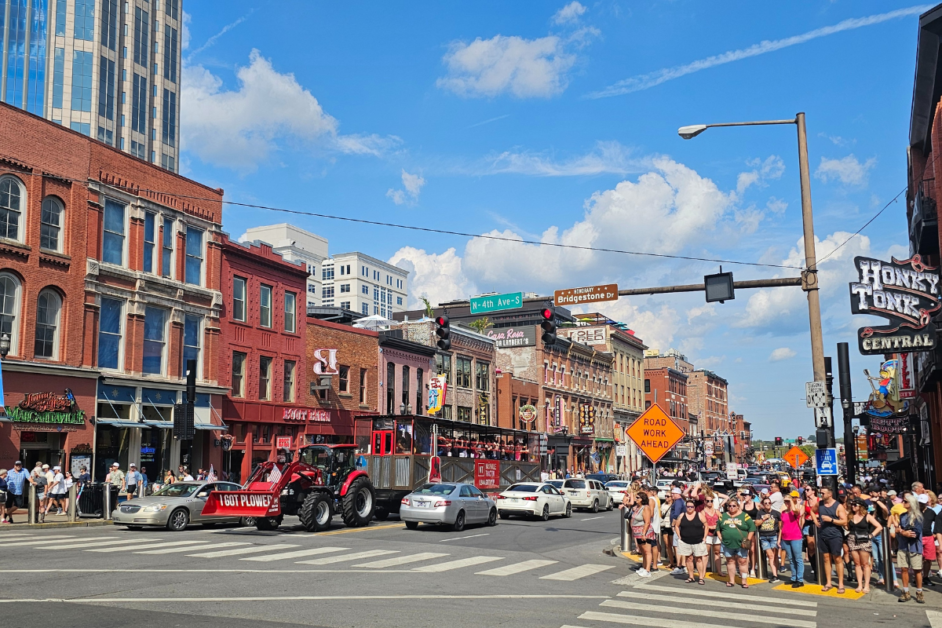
[413,484,456,495]
[656,481,672,488]
[606,481,629,488]
[547,480,564,488]
[151,483,201,498]
[565,480,586,489]
[506,484,538,492]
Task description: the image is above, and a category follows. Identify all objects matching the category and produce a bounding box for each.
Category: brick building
[0,102,228,481]
[378,329,436,417]
[643,365,690,460]
[218,235,308,481]
[687,369,730,467]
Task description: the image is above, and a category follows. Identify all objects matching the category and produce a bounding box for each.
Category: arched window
[0,176,25,242]
[0,273,21,355]
[35,290,62,359]
[40,197,64,252]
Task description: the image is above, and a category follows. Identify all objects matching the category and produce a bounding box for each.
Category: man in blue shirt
[4,461,30,523]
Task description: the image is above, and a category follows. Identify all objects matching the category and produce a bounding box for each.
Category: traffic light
[540,307,557,345]
[774,436,783,446]
[435,315,451,351]
[797,436,803,445]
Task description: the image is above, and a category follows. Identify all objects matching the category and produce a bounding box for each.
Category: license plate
[569,491,578,495]
[415,501,430,508]
[510,498,519,503]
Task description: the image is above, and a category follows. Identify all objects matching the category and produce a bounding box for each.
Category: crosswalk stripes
[135,542,251,555]
[296,550,398,565]
[2,536,77,546]
[615,591,818,616]
[626,585,817,607]
[38,538,160,550]
[596,600,817,628]
[241,547,349,562]
[412,556,503,573]
[540,564,613,581]
[187,544,299,558]
[354,552,450,568]
[476,559,559,576]
[87,540,208,553]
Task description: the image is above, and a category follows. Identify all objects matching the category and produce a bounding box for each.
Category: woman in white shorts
[675,498,708,585]
[702,494,722,575]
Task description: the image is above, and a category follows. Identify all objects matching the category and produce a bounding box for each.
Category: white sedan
[496,482,572,520]
[605,480,630,505]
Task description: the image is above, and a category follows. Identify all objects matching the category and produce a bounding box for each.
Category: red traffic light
[540,308,553,320]
[435,315,449,327]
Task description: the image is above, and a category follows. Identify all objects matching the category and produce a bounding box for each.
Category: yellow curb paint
[707,572,768,586]
[772,583,865,600]
[316,523,405,536]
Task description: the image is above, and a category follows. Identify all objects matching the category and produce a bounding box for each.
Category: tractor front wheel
[255,515,283,531]
[299,492,333,532]
[341,476,375,527]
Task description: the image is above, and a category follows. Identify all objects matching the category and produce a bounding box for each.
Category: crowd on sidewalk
[620,476,942,604]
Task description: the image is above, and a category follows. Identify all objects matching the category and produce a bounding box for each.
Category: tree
[468,317,493,334]
[420,296,433,319]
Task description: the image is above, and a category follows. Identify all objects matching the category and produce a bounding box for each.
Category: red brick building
[218,235,309,481]
[0,102,228,481]
[643,366,690,450]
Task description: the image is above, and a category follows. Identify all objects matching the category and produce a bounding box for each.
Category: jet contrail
[586,5,933,99]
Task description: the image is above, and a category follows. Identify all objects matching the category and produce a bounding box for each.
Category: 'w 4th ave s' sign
[849,255,941,355]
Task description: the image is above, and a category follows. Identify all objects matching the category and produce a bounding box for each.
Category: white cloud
[478,141,644,176]
[769,347,796,361]
[553,1,587,24]
[437,34,577,98]
[766,197,788,214]
[185,12,251,62]
[814,155,876,187]
[736,156,785,195]
[182,11,191,50]
[181,50,396,172]
[819,133,854,147]
[387,170,426,205]
[587,5,932,98]
[388,247,477,309]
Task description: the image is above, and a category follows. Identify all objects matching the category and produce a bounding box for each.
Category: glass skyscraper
[0,0,181,172]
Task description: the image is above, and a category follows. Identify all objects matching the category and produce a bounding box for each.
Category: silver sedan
[112,481,244,531]
[400,483,498,531]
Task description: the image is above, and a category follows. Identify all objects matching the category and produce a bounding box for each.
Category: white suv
[559,478,613,512]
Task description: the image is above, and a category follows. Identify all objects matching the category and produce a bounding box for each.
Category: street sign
[554,283,619,307]
[814,407,833,428]
[615,445,627,457]
[725,462,737,480]
[624,404,685,464]
[814,448,839,476]
[784,446,809,469]
[805,381,828,408]
[470,292,523,315]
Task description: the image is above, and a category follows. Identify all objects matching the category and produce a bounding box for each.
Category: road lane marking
[581,517,605,522]
[595,602,817,628]
[540,564,614,581]
[476,559,558,576]
[135,542,251,555]
[187,544,299,558]
[242,547,349,562]
[580,611,729,628]
[412,556,503,572]
[0,594,612,603]
[87,540,207,553]
[625,585,817,607]
[297,550,398,565]
[608,595,817,617]
[928,610,942,628]
[37,538,159,550]
[439,534,489,542]
[355,552,449,568]
[316,523,406,536]
[2,536,77,547]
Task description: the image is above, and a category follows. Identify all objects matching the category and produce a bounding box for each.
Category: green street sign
[470,292,523,315]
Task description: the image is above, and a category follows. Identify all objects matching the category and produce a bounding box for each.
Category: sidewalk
[1,511,113,531]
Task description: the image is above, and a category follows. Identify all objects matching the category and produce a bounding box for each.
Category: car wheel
[374,506,389,522]
[241,517,256,527]
[486,508,498,526]
[539,504,549,521]
[166,508,189,532]
[405,520,419,530]
[452,510,466,532]
[590,499,599,513]
[564,503,572,518]
[606,497,614,511]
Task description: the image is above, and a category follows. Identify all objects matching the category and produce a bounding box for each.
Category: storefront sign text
[485,327,536,348]
[312,349,339,375]
[474,460,500,490]
[282,408,331,423]
[7,390,84,426]
[566,327,607,347]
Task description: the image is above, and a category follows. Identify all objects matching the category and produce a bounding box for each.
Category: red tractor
[201,444,375,532]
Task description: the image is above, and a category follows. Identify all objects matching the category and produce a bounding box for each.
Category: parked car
[496,483,571,520]
[655,479,675,501]
[558,478,613,512]
[586,473,619,483]
[605,480,630,505]
[112,481,244,531]
[400,483,498,531]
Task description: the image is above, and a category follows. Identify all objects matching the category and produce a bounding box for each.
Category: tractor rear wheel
[299,492,333,532]
[255,515,283,531]
[341,476,375,527]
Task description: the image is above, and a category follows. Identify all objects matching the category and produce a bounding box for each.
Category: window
[102,198,126,265]
[161,218,173,277]
[339,366,349,393]
[165,0,178,20]
[416,367,423,414]
[98,56,116,120]
[644,379,650,393]
[361,285,368,295]
[134,7,150,66]
[55,0,67,35]
[101,0,119,50]
[132,73,147,133]
[457,406,472,422]
[322,286,334,299]
[340,301,350,309]
[476,362,489,392]
[33,290,62,360]
[231,352,246,397]
[162,89,177,147]
[274,292,294,335]
[361,303,369,315]
[40,197,63,252]
[456,356,471,388]
[386,362,395,412]
[52,48,65,109]
[396,297,402,306]
[259,285,272,327]
[70,121,90,136]
[184,226,202,285]
[142,306,166,375]
[322,266,334,280]
[340,284,350,293]
[283,360,296,402]
[258,356,272,400]
[98,298,123,369]
[359,368,368,404]
[71,50,93,111]
[435,353,452,385]
[74,0,95,40]
[182,314,200,374]
[141,212,156,272]
[402,365,410,406]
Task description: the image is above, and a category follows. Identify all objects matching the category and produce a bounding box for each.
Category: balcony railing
[911,178,938,256]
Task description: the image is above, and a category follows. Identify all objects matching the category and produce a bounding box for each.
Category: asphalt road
[1,512,940,627]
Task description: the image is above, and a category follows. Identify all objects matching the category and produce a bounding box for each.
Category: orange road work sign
[784,446,810,469]
[625,404,685,464]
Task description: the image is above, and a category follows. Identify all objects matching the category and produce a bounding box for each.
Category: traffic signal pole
[821,357,838,494]
[837,343,856,486]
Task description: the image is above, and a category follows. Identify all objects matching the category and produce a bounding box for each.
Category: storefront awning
[194,421,228,431]
[96,419,150,429]
[0,414,10,422]
[594,438,615,442]
[143,420,174,429]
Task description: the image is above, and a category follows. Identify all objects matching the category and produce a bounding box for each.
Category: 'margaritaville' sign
[849,255,941,355]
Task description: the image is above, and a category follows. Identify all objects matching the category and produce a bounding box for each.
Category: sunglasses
[685,503,695,508]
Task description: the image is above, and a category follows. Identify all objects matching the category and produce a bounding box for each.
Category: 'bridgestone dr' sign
[624,404,685,464]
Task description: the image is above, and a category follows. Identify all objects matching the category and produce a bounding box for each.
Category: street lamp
[0,333,10,359]
[678,114,825,385]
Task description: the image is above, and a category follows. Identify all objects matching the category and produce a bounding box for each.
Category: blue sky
[179,0,931,439]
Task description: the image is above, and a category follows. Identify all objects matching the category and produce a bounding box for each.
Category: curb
[0,519,113,532]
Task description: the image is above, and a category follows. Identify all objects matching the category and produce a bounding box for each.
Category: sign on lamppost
[470,292,523,315]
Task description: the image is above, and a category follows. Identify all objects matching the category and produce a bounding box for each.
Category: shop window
[34,290,61,360]
[232,277,246,322]
[283,360,295,402]
[259,356,272,400]
[338,365,349,393]
[98,297,123,369]
[142,306,167,375]
[359,368,368,404]
[232,352,246,397]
